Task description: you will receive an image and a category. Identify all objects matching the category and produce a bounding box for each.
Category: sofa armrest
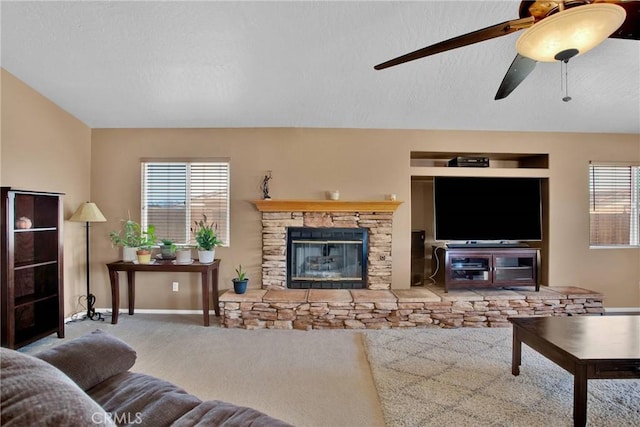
[36,329,137,391]
[1,348,116,427]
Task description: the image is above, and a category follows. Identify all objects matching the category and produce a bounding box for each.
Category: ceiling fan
[374,1,640,100]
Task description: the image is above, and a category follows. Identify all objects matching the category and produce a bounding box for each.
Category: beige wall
[3,70,639,316]
[91,128,411,310]
[1,69,92,317]
[1,70,3,179]
[91,128,639,310]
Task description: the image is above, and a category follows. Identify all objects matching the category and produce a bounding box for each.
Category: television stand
[446,242,530,249]
[433,246,540,292]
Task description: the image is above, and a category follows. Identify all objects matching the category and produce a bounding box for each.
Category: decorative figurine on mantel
[261,170,272,199]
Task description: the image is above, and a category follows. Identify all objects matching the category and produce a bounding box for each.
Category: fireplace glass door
[287,228,367,289]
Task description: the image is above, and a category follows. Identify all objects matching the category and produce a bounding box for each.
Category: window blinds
[589,163,639,247]
[142,161,230,246]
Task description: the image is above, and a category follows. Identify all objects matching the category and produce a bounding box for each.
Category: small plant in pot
[232,264,248,294]
[192,214,222,264]
[135,225,156,264]
[159,239,177,260]
[109,219,149,262]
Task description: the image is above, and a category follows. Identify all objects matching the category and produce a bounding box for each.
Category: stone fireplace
[253,200,402,290]
[223,203,604,330]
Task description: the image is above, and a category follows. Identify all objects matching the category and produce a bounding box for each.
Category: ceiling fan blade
[494,54,537,100]
[604,0,640,40]
[374,17,534,70]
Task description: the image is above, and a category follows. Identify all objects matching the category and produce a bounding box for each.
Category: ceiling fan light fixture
[515,4,626,62]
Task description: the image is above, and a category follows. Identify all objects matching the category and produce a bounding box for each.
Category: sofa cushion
[36,329,137,391]
[88,371,202,427]
[89,371,293,427]
[0,347,115,427]
[174,400,293,427]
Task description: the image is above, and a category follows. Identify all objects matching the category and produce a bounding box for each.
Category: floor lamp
[69,202,106,320]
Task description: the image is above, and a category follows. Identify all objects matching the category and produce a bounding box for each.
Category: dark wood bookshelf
[1,187,65,349]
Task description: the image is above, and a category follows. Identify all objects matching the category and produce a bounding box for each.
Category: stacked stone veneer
[219,286,605,330]
[260,211,393,290]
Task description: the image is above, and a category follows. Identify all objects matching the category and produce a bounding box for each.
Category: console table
[106,259,221,326]
[510,315,640,427]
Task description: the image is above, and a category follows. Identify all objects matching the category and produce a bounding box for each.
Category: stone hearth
[219,285,605,330]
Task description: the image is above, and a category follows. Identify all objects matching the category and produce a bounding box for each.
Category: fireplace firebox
[286,227,367,289]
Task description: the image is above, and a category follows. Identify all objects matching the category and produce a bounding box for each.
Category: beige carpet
[363,327,640,427]
[20,314,385,427]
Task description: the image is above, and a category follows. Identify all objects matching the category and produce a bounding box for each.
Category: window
[141,159,230,246]
[589,163,639,248]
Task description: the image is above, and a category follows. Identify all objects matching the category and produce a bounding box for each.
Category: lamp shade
[516,4,626,62]
[69,202,107,222]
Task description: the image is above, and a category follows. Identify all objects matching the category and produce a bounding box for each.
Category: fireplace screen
[287,227,367,289]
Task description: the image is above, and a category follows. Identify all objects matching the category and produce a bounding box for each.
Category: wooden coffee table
[510,315,640,427]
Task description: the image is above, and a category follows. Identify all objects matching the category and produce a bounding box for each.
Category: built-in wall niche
[409,158,550,287]
[410,152,549,169]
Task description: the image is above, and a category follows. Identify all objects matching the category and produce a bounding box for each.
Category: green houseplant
[192,214,222,264]
[109,219,143,247]
[159,238,177,260]
[232,264,248,294]
[109,219,156,262]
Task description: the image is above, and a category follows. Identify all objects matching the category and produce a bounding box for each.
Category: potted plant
[159,238,177,260]
[192,214,222,264]
[232,264,248,294]
[109,219,148,262]
[135,225,156,264]
[174,245,193,264]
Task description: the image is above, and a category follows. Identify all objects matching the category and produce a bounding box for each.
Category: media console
[446,242,529,248]
[432,246,540,292]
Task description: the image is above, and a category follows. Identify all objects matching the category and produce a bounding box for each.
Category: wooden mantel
[253,199,403,213]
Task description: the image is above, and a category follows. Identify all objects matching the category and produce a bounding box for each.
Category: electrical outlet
[172,282,179,292]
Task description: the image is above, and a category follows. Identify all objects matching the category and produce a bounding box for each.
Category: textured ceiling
[1,1,639,133]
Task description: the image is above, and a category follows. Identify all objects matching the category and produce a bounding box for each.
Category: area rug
[363,327,639,427]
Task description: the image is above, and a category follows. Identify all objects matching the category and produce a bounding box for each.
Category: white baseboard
[65,308,217,323]
[96,308,217,315]
[604,307,640,314]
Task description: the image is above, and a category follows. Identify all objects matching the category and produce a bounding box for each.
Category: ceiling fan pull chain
[562,60,572,102]
[560,60,564,92]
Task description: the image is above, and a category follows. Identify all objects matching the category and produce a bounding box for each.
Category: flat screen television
[433,177,542,242]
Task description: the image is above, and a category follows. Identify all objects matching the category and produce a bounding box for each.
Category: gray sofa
[0,330,292,426]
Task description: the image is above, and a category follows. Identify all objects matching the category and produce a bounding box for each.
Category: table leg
[212,266,220,317]
[574,364,588,427]
[201,271,210,326]
[109,269,120,324]
[127,271,135,315]
[512,326,521,376]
